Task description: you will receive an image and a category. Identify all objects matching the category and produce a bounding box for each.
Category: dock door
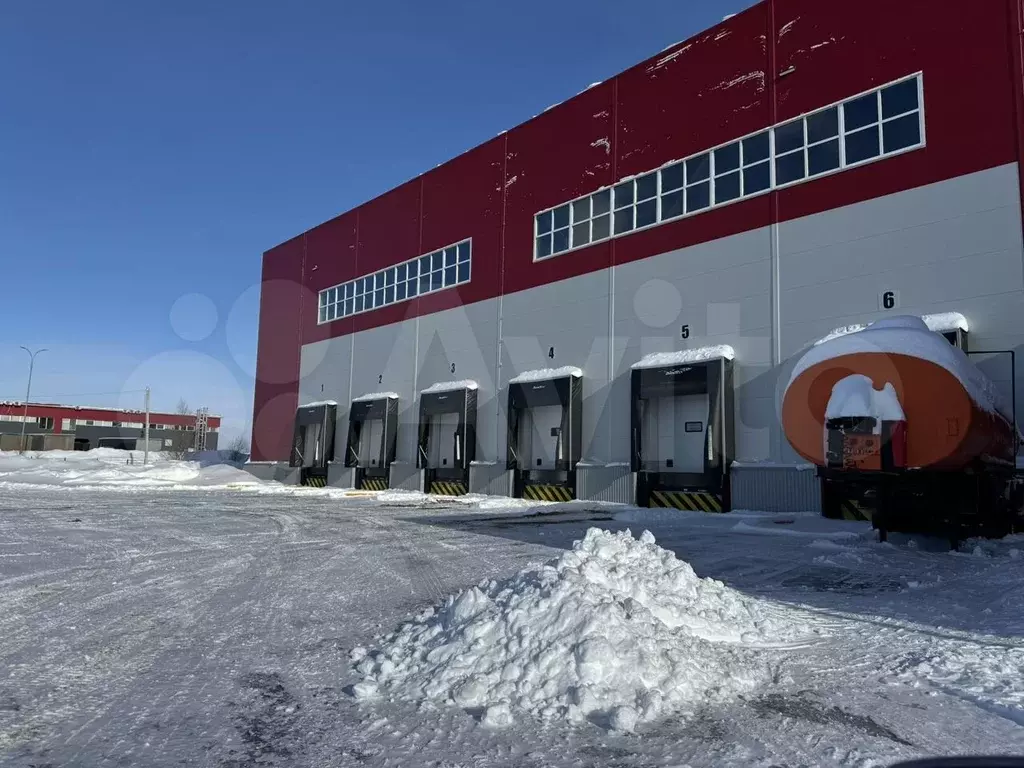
[507,367,582,501]
[344,394,399,490]
[290,402,337,487]
[418,382,477,496]
[631,349,734,511]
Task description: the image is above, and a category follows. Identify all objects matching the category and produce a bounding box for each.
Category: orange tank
[783,319,1015,470]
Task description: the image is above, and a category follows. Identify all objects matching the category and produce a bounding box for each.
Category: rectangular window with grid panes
[534,74,924,261]
[317,239,471,324]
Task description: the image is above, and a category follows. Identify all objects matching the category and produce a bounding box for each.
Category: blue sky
[0,0,753,441]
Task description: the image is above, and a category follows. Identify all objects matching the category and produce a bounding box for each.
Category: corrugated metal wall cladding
[576,465,636,504]
[469,464,513,497]
[388,463,422,492]
[251,239,305,462]
[730,465,821,513]
[614,5,770,179]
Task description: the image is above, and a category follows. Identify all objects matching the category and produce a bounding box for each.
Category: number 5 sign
[879,290,900,310]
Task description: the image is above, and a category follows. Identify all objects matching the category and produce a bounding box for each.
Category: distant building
[0,402,221,452]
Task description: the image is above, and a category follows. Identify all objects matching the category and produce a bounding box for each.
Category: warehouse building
[0,402,220,453]
[249,0,1024,511]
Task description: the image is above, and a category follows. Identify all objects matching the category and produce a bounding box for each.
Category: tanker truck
[782,316,1023,546]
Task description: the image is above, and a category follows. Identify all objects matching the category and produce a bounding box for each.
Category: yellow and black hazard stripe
[428,480,468,496]
[522,484,574,502]
[649,489,724,513]
[840,498,872,521]
[302,475,327,488]
[359,476,389,491]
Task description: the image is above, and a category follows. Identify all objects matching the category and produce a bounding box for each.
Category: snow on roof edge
[298,400,338,409]
[922,311,969,334]
[420,379,479,394]
[631,345,735,370]
[508,366,583,384]
[351,391,400,403]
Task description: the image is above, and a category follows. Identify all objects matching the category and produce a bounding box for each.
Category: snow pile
[792,315,1010,419]
[351,391,399,403]
[350,528,801,730]
[631,345,735,369]
[421,379,479,394]
[825,374,905,422]
[508,366,582,384]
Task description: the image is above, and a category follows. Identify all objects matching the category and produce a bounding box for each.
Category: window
[685,153,710,213]
[316,239,472,323]
[713,142,740,204]
[533,74,924,260]
[742,131,771,194]
[660,162,685,220]
[38,416,54,430]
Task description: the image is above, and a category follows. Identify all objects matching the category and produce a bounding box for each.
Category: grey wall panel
[417,299,502,461]
[299,335,353,407]
[468,462,512,497]
[243,463,279,481]
[500,270,612,462]
[779,164,1024,355]
[388,461,422,492]
[299,163,1024,502]
[730,465,821,513]
[299,334,353,460]
[778,165,1019,256]
[576,465,635,504]
[612,227,773,464]
[327,464,354,488]
[350,319,419,462]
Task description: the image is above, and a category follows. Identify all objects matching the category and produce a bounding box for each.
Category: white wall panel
[299,163,1024,479]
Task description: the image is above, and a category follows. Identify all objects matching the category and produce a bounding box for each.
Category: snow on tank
[783,315,1015,469]
[825,374,905,424]
[790,315,1007,419]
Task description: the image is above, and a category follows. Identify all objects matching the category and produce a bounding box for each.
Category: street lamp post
[19,347,48,453]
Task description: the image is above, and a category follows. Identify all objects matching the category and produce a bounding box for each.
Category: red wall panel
[774,0,1018,221]
[301,212,358,345]
[0,403,222,428]
[251,236,305,461]
[615,7,770,179]
[350,180,422,336]
[417,136,505,317]
[503,82,616,294]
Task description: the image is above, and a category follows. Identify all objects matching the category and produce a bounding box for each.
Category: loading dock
[507,367,582,501]
[631,348,734,512]
[343,393,399,490]
[418,380,477,495]
[290,401,337,487]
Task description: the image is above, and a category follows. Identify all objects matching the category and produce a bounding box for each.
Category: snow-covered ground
[1,453,1023,766]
